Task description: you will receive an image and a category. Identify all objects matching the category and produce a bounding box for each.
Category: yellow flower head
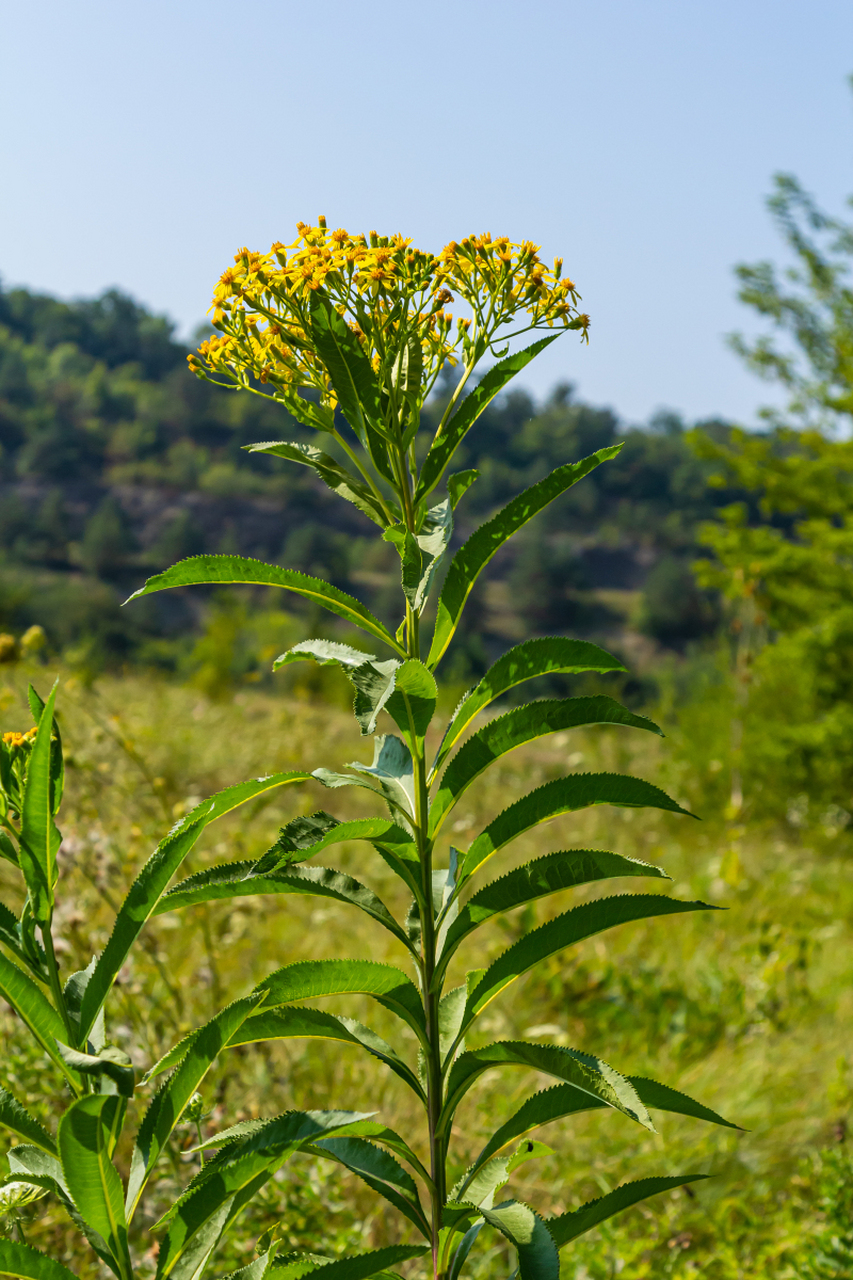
[192,219,587,418]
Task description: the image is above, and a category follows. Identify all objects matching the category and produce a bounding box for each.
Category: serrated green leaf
[18,682,60,926]
[479,1199,559,1280]
[427,447,622,667]
[349,660,403,735]
[454,1141,551,1213]
[57,1095,131,1280]
[384,660,437,744]
[125,555,405,656]
[629,1076,741,1130]
[432,637,626,777]
[252,958,426,1040]
[54,1043,135,1097]
[127,993,266,1217]
[273,639,377,672]
[308,293,394,484]
[223,1006,425,1099]
[465,1082,617,1184]
[0,1087,56,1156]
[459,896,715,1032]
[270,1246,428,1280]
[245,814,419,898]
[546,1175,709,1248]
[256,811,342,872]
[308,1136,429,1234]
[156,861,410,947]
[460,773,695,884]
[446,469,480,509]
[0,952,74,1084]
[415,338,559,507]
[156,1112,375,1278]
[166,1110,374,1214]
[439,849,669,971]
[0,1240,80,1280]
[78,771,310,1041]
[384,500,452,614]
[431,698,662,834]
[438,984,467,1068]
[246,441,390,527]
[441,1043,651,1136]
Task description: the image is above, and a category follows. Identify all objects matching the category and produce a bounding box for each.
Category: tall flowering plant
[0,223,735,1280]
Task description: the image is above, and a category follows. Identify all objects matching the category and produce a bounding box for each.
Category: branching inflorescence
[0,221,734,1280]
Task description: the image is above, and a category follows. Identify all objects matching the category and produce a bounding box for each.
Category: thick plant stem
[402,487,445,1278]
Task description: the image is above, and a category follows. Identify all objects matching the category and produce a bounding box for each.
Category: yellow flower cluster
[189,219,588,418]
[2,728,36,749]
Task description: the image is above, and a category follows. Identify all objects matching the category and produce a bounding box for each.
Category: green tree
[690,140,853,816]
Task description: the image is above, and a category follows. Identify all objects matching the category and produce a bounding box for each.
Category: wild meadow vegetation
[0,165,852,1278]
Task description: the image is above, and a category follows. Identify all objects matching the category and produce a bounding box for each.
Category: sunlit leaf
[431,697,662,834]
[431,637,626,776]
[125,556,404,656]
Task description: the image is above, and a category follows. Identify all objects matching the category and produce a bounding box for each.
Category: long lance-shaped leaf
[629,1076,742,1131]
[0,1087,56,1156]
[479,1199,559,1280]
[252,959,427,1041]
[270,1246,429,1280]
[223,1007,425,1100]
[461,1077,737,1194]
[250,811,422,901]
[0,1241,80,1280]
[307,1136,430,1235]
[415,337,560,507]
[250,816,418,878]
[308,293,395,485]
[438,849,670,974]
[126,993,267,1218]
[431,698,663,835]
[459,773,694,886]
[125,555,405,656]
[441,1043,652,1137]
[431,637,627,777]
[156,1116,377,1280]
[460,1086,602,1195]
[427,446,622,668]
[57,1096,131,1280]
[458,896,715,1033]
[78,771,310,1041]
[546,1175,709,1249]
[157,1110,374,1228]
[155,861,412,949]
[198,1114,432,1190]
[246,441,392,528]
[26,685,64,816]
[0,952,77,1086]
[18,681,60,925]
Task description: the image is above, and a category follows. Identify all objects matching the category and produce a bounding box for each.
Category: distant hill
[0,280,736,674]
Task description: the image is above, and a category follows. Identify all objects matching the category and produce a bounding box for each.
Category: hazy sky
[2,1,852,425]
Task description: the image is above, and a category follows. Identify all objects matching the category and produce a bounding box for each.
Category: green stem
[40,921,75,1046]
[330,426,397,525]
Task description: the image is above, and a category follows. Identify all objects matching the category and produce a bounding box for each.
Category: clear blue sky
[2,0,852,425]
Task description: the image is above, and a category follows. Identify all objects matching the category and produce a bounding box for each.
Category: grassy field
[0,661,851,1278]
